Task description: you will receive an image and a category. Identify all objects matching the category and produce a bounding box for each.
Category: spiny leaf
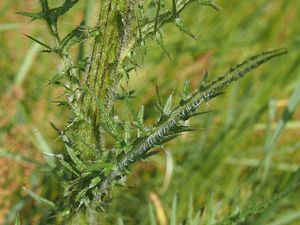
[60,21,100,54]
[62,135,87,172]
[172,0,177,16]
[155,31,172,60]
[198,0,221,12]
[96,49,287,198]
[199,70,209,91]
[189,110,215,118]
[75,187,89,203]
[116,90,135,100]
[141,149,161,160]
[204,91,225,101]
[88,87,124,142]
[183,79,191,98]
[172,125,196,134]
[84,159,105,173]
[173,16,197,39]
[56,0,81,17]
[138,105,145,126]
[211,49,287,90]
[26,188,56,209]
[89,177,101,189]
[23,34,53,51]
[124,89,143,128]
[137,105,145,137]
[61,160,80,176]
[141,0,217,41]
[21,0,80,22]
[44,152,81,176]
[163,93,173,115]
[103,163,115,176]
[182,79,191,101]
[17,11,43,21]
[157,133,179,144]
[49,121,62,135]
[154,0,161,33]
[48,73,64,85]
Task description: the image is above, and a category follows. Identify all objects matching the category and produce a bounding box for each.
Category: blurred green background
[0,0,300,224]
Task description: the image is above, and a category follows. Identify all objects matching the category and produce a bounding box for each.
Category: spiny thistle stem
[93,49,287,203]
[18,0,288,221]
[69,0,138,160]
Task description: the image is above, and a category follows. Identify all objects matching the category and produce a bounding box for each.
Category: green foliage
[2,0,298,224]
[20,0,286,215]
[26,188,56,209]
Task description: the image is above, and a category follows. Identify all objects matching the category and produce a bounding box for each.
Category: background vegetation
[0,0,300,224]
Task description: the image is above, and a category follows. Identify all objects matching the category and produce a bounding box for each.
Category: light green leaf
[26,189,56,209]
[163,94,173,115]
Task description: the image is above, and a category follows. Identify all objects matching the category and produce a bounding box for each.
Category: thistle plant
[18,0,287,223]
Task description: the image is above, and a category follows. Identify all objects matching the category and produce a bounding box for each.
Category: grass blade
[14,42,41,85]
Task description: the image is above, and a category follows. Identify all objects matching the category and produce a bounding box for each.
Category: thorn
[23,34,52,50]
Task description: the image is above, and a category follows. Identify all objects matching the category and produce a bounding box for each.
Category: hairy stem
[68,0,137,160]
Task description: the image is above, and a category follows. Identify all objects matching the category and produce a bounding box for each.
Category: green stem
[68,0,138,160]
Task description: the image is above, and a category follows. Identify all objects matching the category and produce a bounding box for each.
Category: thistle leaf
[190,110,215,118]
[199,70,209,91]
[57,157,80,177]
[62,135,87,172]
[60,21,99,54]
[207,49,288,93]
[163,94,173,115]
[89,177,101,189]
[17,11,43,21]
[155,31,172,60]
[88,87,123,142]
[138,105,145,126]
[198,0,221,12]
[75,187,89,203]
[96,49,287,198]
[26,188,56,209]
[23,34,53,51]
[173,125,195,134]
[182,79,191,101]
[174,16,197,39]
[124,89,143,128]
[158,133,179,144]
[139,149,161,161]
[56,0,80,17]
[172,0,177,16]
[154,0,161,34]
